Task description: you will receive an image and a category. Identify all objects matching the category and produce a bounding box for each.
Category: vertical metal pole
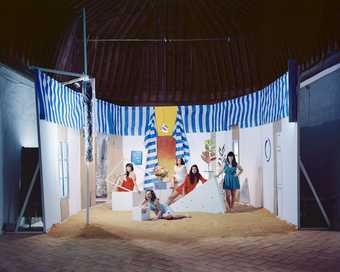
[82,8,88,76]
[82,7,90,225]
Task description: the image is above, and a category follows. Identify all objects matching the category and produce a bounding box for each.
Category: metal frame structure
[25,8,93,231]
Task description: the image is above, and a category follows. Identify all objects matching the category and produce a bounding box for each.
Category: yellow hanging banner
[155,106,178,136]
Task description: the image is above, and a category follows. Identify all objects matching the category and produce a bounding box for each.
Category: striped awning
[96,100,153,136]
[35,71,288,135]
[180,72,289,133]
[35,70,84,130]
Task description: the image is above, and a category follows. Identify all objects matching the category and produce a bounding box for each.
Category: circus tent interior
[1,0,340,235]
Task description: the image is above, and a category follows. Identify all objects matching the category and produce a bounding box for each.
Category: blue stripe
[206,105,211,132]
[131,107,136,135]
[184,106,189,133]
[124,107,128,135]
[138,107,143,135]
[191,106,196,133]
[198,105,204,132]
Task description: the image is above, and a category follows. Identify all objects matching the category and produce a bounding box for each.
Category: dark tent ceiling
[1,0,340,105]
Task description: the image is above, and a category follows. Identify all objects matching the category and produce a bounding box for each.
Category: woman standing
[116,163,138,192]
[216,152,243,212]
[167,164,207,205]
[171,157,187,190]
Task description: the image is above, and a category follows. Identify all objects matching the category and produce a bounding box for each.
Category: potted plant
[201,139,216,164]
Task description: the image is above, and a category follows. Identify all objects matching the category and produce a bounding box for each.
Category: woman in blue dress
[216,152,243,212]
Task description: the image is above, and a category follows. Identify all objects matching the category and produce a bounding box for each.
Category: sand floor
[48,203,296,242]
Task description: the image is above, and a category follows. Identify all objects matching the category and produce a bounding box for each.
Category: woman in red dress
[116,163,137,192]
[166,164,207,205]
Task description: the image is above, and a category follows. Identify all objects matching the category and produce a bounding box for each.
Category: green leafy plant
[201,139,216,163]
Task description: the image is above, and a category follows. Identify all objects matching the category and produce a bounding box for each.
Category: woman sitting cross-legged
[141,190,190,220]
[166,164,207,205]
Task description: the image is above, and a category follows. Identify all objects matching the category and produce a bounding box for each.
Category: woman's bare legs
[225,190,232,212]
[170,177,178,191]
[166,191,181,205]
[162,214,191,220]
[230,189,239,210]
[224,190,230,213]
[170,177,175,189]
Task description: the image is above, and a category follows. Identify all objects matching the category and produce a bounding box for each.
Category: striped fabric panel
[180,72,289,133]
[172,107,190,164]
[35,70,288,134]
[96,101,152,136]
[35,70,84,130]
[259,72,289,125]
[143,108,159,189]
[179,103,228,133]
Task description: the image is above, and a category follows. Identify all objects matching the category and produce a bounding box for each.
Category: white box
[111,191,145,211]
[132,206,150,221]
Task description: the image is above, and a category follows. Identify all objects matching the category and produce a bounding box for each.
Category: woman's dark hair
[227,152,237,167]
[125,163,134,177]
[145,190,156,202]
[189,164,200,184]
[176,157,185,166]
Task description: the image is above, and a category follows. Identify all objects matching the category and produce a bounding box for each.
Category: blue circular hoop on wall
[264,138,271,162]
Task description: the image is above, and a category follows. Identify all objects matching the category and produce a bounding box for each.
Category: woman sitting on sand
[166,164,207,205]
[141,190,190,220]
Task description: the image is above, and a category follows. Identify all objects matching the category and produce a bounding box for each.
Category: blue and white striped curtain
[35,70,84,130]
[173,108,190,164]
[96,100,152,136]
[35,70,288,135]
[180,72,289,133]
[179,101,228,133]
[143,108,159,189]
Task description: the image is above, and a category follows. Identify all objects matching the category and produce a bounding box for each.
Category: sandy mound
[48,203,296,242]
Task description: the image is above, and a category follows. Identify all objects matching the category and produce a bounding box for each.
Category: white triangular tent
[170,177,225,213]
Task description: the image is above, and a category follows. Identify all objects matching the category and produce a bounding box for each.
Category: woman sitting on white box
[141,190,190,220]
[171,157,187,191]
[114,163,138,192]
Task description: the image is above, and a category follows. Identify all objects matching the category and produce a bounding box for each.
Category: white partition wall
[39,121,61,231]
[237,118,298,225]
[186,132,211,180]
[280,118,298,225]
[260,123,275,213]
[68,129,82,216]
[122,136,146,190]
[239,126,262,207]
[39,121,84,230]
